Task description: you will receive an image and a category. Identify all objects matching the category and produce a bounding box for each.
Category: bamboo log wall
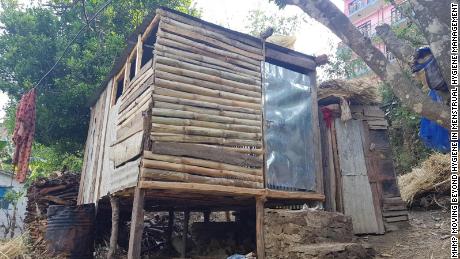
[143,10,264,189]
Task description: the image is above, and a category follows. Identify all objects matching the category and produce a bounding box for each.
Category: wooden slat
[158,28,260,67]
[154,77,260,104]
[265,45,316,71]
[141,168,262,188]
[151,124,261,140]
[139,180,265,196]
[153,89,261,115]
[151,142,262,168]
[150,133,262,147]
[154,87,260,111]
[160,21,262,60]
[117,112,144,142]
[155,69,260,98]
[161,16,262,55]
[155,44,260,79]
[151,116,261,133]
[335,119,381,234]
[384,215,409,223]
[144,151,262,176]
[155,55,261,91]
[142,158,262,183]
[152,108,261,127]
[111,131,144,167]
[156,9,262,50]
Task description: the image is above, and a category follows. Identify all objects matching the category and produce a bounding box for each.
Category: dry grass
[398,153,450,204]
[0,234,29,259]
[318,78,382,104]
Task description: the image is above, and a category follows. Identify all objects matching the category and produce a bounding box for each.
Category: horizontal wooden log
[156,37,260,73]
[161,22,263,61]
[265,45,316,72]
[152,123,261,140]
[151,116,261,134]
[265,189,325,201]
[154,77,260,104]
[151,108,261,127]
[152,92,260,115]
[155,69,260,98]
[161,16,262,55]
[155,62,260,94]
[157,9,262,50]
[158,29,260,67]
[153,87,260,111]
[154,101,261,121]
[139,180,264,196]
[151,142,262,168]
[155,44,261,79]
[155,55,261,91]
[150,133,262,148]
[141,168,263,188]
[142,159,262,182]
[144,151,262,176]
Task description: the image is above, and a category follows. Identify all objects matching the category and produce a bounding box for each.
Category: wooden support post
[167,210,174,249]
[127,188,145,259]
[256,197,265,259]
[181,210,190,258]
[108,196,120,259]
[203,210,210,223]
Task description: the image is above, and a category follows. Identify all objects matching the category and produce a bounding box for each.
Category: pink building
[342,0,407,76]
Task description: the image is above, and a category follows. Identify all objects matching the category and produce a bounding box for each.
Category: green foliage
[27,143,83,180]
[4,189,24,204]
[0,0,199,155]
[380,84,432,174]
[245,8,306,36]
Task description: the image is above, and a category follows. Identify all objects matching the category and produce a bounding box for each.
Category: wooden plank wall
[113,64,154,167]
[141,10,265,189]
[335,118,383,234]
[351,105,409,227]
[78,83,111,204]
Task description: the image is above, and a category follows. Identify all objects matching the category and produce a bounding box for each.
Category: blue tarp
[419,90,450,153]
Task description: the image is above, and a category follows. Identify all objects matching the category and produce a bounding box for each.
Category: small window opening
[129,58,136,81]
[113,75,124,105]
[141,25,158,67]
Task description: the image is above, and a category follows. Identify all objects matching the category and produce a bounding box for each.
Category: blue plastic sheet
[419,90,450,153]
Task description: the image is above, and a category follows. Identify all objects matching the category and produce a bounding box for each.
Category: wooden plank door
[335,119,382,234]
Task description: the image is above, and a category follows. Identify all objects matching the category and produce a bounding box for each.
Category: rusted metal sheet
[110,158,141,193]
[45,204,95,258]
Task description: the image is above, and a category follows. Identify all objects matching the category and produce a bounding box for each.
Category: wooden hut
[318,79,409,235]
[78,7,324,258]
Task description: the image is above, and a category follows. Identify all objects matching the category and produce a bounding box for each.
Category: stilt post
[108,196,120,259]
[127,187,145,259]
[256,197,266,259]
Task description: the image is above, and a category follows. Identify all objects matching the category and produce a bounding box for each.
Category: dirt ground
[358,209,450,259]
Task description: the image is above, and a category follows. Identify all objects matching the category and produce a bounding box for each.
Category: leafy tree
[245,8,306,36]
[0,0,199,157]
[274,0,451,129]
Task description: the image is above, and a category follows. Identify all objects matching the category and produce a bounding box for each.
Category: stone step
[271,242,375,259]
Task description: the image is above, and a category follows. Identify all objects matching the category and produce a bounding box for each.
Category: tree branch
[282,0,450,128]
[408,0,451,89]
[375,24,416,65]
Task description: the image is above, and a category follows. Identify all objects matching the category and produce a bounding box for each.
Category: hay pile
[398,153,450,207]
[0,234,28,258]
[318,78,382,105]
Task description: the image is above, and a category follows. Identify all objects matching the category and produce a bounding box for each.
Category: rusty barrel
[45,204,95,258]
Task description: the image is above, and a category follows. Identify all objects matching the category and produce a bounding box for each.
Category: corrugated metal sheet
[110,158,141,194]
[263,62,317,191]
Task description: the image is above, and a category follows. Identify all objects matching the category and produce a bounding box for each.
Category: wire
[33,0,113,89]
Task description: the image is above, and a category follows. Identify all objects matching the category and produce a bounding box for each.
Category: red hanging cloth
[12,88,37,183]
[320,107,333,129]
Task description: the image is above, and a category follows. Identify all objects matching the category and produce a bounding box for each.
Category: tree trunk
[10,203,17,239]
[375,24,415,65]
[281,0,450,128]
[108,196,120,259]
